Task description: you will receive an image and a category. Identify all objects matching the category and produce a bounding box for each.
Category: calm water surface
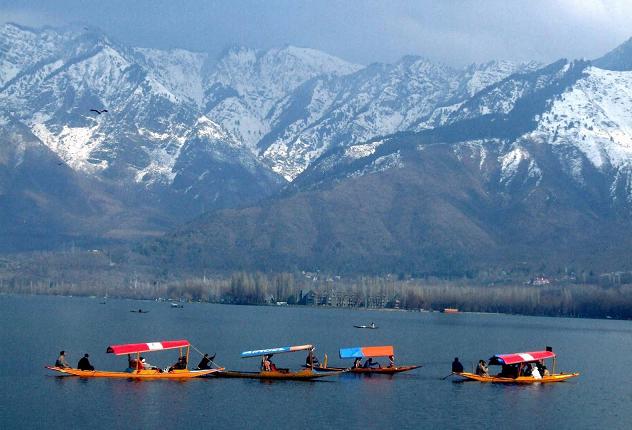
[1,295,631,429]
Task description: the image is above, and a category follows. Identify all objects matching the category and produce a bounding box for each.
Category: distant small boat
[442,308,459,314]
[131,309,149,313]
[171,303,184,308]
[354,322,378,329]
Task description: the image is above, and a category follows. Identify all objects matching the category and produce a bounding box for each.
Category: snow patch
[344,140,384,159]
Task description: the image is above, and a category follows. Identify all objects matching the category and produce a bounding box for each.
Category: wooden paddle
[441,372,454,380]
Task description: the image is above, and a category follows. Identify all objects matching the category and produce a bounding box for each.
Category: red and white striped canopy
[106,340,190,355]
[491,350,556,365]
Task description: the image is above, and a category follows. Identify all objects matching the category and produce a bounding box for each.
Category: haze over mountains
[1,23,631,275]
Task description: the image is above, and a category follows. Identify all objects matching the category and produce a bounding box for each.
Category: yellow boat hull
[46,366,221,379]
[456,371,580,383]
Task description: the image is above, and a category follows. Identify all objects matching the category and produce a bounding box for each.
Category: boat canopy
[339,345,394,359]
[489,350,556,365]
[106,340,190,355]
[241,344,313,358]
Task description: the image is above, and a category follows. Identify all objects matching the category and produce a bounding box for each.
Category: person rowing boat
[451,357,464,373]
[197,353,216,370]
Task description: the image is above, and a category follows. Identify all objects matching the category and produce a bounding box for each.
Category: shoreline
[2,291,630,322]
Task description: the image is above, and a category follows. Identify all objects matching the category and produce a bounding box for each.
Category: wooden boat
[442,308,459,313]
[215,344,342,381]
[455,349,579,384]
[213,369,341,380]
[45,366,217,379]
[130,309,149,313]
[354,324,378,329]
[308,345,420,375]
[307,364,421,374]
[46,339,222,379]
[455,372,578,383]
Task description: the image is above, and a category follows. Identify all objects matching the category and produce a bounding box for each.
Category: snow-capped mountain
[594,37,632,71]
[203,45,362,151]
[0,23,286,219]
[293,58,632,212]
[259,57,540,180]
[3,20,632,266]
[156,55,632,274]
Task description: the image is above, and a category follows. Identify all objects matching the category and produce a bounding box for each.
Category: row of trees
[2,269,631,319]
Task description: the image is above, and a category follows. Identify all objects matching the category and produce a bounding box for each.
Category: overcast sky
[1,0,631,66]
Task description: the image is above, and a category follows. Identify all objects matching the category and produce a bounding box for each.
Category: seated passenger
[451,357,464,373]
[261,355,272,371]
[521,363,533,377]
[499,364,519,378]
[141,357,159,371]
[77,353,95,371]
[170,356,187,371]
[536,360,549,376]
[531,365,542,379]
[268,355,278,371]
[305,353,320,367]
[475,360,489,376]
[55,351,69,368]
[363,358,381,368]
[352,357,362,368]
[388,355,395,368]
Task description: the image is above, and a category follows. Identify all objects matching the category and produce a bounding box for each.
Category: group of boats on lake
[46,338,579,383]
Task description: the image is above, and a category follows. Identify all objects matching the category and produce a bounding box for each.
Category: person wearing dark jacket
[77,354,94,371]
[451,357,464,373]
[197,353,216,370]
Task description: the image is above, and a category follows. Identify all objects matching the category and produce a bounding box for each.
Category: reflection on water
[1,295,631,429]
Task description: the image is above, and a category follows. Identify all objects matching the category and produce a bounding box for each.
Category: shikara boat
[354,322,378,329]
[455,349,579,384]
[308,345,421,374]
[46,339,222,379]
[213,344,342,380]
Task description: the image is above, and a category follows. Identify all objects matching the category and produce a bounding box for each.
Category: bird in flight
[89,109,108,114]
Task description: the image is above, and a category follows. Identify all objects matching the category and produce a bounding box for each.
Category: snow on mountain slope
[134,47,208,106]
[204,46,362,150]
[536,66,632,170]
[298,63,632,209]
[0,22,284,217]
[261,58,538,180]
[459,60,542,97]
[0,23,72,87]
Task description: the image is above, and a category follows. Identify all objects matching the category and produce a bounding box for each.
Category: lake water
[1,295,631,429]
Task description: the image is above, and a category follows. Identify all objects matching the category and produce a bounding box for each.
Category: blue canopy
[241,344,313,358]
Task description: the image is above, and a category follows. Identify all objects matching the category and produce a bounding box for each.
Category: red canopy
[491,350,556,365]
[106,340,190,355]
